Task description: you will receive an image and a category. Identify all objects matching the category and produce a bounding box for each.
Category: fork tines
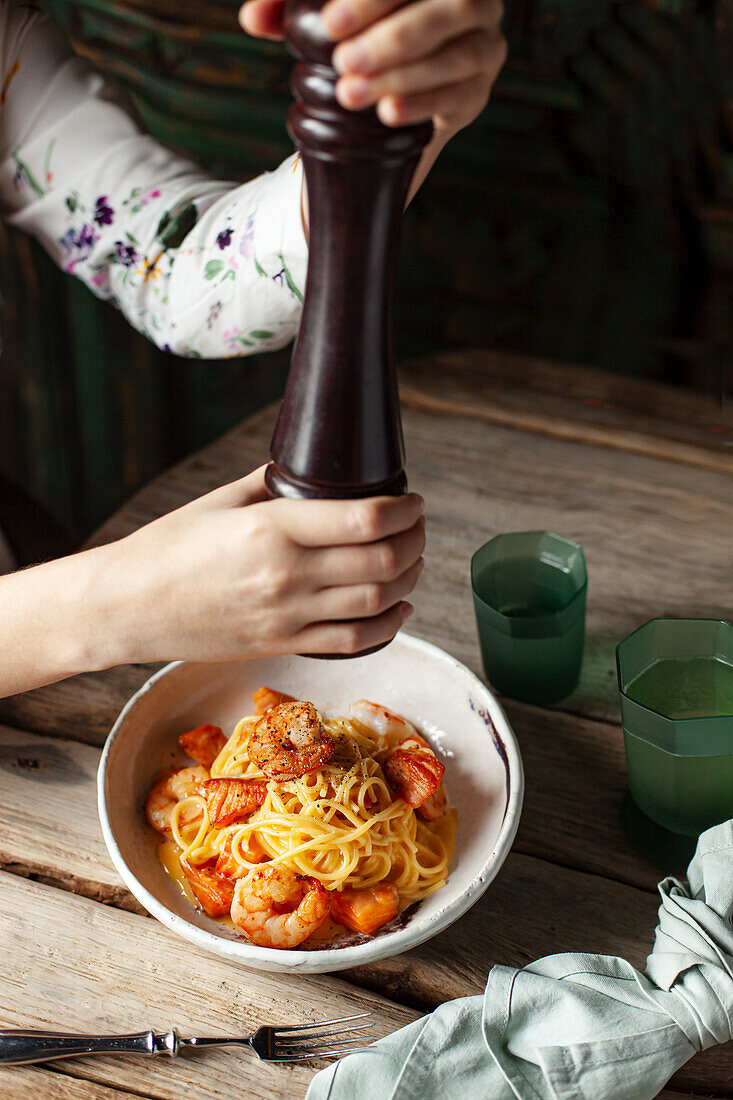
[276,1045,375,1062]
[272,1012,376,1061]
[277,1022,375,1045]
[273,1012,372,1033]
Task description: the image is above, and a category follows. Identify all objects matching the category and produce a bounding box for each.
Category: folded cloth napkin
[307,821,733,1100]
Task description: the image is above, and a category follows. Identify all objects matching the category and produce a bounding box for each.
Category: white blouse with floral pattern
[0,0,308,359]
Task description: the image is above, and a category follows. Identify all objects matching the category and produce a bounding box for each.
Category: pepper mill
[265,0,433,501]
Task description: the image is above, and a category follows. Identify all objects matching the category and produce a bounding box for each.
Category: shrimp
[145,765,209,835]
[200,777,269,827]
[351,702,447,817]
[178,724,227,769]
[248,701,334,781]
[253,686,296,715]
[393,732,447,820]
[330,883,399,936]
[382,736,445,813]
[350,700,420,747]
[167,765,209,801]
[180,858,234,918]
[230,865,330,949]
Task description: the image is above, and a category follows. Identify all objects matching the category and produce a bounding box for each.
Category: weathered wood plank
[2,396,730,742]
[670,1047,733,1097]
[0,664,152,748]
[1,869,730,1096]
[0,1066,718,1100]
[0,871,417,1100]
[651,1091,721,1100]
[399,406,732,729]
[658,1093,731,1100]
[0,726,142,912]
[400,349,733,469]
[0,1070,720,1100]
[509,701,695,890]
[0,1066,137,1099]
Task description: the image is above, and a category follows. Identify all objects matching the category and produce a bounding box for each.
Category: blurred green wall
[1,0,730,535]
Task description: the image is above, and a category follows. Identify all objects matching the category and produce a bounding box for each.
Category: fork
[0,1013,376,1065]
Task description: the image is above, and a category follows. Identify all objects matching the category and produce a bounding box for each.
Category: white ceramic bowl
[98,633,523,974]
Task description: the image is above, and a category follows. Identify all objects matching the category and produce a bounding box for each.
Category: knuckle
[261,566,292,601]
[241,512,269,544]
[351,500,384,542]
[362,582,387,616]
[336,623,363,654]
[390,19,414,54]
[256,615,282,645]
[386,69,408,96]
[454,0,479,22]
[376,542,400,579]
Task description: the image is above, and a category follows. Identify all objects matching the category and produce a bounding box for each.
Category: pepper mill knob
[265,0,433,501]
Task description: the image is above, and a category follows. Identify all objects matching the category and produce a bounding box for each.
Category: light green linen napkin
[306,821,733,1100]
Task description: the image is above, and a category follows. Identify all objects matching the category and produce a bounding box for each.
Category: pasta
[147,693,456,948]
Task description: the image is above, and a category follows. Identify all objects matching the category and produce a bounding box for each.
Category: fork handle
[0,1028,180,1065]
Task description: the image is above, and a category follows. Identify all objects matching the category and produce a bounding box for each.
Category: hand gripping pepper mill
[265,0,432,505]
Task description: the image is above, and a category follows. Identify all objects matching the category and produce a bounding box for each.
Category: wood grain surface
[0,871,417,1100]
[1,351,731,1099]
[400,349,733,470]
[0,1067,139,1099]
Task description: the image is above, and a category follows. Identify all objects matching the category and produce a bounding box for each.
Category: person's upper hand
[239,0,507,145]
[111,466,425,664]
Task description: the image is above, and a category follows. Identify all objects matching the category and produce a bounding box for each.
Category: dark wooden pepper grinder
[265,0,433,502]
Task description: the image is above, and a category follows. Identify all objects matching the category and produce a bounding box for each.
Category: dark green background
[1,0,730,536]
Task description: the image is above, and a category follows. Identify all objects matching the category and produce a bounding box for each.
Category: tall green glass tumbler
[616,618,733,836]
[471,531,587,705]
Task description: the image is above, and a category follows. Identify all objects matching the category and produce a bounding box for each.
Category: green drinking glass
[616,618,733,836]
[471,531,587,705]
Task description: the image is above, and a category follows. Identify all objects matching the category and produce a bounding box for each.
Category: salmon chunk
[330,884,399,936]
[178,724,227,769]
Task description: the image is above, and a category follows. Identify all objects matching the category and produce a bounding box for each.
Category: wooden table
[1,350,731,1100]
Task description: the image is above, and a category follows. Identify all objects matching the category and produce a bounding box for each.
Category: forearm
[0,544,132,698]
[0,2,308,359]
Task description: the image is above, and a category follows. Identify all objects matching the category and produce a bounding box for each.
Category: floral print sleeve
[0,1,307,358]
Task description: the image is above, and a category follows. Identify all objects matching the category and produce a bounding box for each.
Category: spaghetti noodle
[147,694,456,948]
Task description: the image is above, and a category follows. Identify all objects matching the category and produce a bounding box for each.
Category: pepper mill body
[265,0,432,501]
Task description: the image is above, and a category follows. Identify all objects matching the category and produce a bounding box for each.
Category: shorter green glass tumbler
[616,618,733,836]
[471,531,587,705]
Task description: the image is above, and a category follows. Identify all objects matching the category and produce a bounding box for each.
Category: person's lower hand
[107,465,425,663]
[239,0,506,144]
